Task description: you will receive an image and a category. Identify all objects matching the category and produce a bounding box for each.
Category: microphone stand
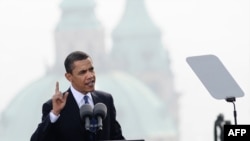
[90,126,102,141]
[85,127,97,141]
[225,97,237,125]
[87,117,100,141]
[90,131,97,141]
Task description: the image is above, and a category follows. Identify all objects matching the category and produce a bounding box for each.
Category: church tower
[53,0,106,73]
[109,0,179,132]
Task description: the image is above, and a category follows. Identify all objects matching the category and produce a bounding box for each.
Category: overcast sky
[0,0,249,141]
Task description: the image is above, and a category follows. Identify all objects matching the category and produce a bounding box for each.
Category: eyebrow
[78,67,94,74]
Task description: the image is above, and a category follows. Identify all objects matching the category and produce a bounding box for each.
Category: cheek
[72,78,85,88]
[71,77,81,84]
[76,76,86,84]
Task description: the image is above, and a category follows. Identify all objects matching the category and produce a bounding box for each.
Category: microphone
[80,104,93,131]
[93,103,107,131]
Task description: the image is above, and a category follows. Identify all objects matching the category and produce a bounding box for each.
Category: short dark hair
[64,51,90,73]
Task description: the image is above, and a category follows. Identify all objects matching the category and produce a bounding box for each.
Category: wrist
[49,111,60,123]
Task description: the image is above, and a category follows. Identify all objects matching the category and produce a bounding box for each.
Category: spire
[52,0,106,73]
[109,1,179,135]
[112,0,160,37]
[110,0,170,73]
[56,0,101,30]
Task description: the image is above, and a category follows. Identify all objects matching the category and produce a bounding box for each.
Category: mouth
[86,80,95,87]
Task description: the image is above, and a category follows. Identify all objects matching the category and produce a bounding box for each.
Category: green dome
[96,71,176,139]
[0,71,177,141]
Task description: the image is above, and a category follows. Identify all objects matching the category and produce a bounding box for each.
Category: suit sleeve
[109,95,125,140]
[30,101,56,141]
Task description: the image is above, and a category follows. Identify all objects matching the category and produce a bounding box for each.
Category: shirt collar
[70,85,93,107]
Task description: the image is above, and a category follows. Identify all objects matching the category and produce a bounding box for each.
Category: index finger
[55,81,60,93]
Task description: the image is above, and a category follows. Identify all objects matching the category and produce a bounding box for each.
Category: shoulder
[45,99,52,105]
[92,90,114,102]
[42,99,52,109]
[94,90,112,97]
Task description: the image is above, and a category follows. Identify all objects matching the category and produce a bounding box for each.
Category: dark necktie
[83,95,96,141]
[84,95,89,104]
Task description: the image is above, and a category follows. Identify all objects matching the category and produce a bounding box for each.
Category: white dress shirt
[49,85,94,123]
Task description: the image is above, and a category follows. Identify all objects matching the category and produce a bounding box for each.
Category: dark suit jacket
[30,89,125,141]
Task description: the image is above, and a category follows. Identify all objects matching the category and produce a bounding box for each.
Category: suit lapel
[62,89,84,129]
[66,89,80,111]
[91,91,101,105]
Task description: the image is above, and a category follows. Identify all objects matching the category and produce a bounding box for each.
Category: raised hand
[51,81,69,115]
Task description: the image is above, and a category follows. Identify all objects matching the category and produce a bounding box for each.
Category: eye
[89,67,94,72]
[79,70,87,74]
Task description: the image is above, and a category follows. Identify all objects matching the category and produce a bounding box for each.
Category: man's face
[65,57,96,94]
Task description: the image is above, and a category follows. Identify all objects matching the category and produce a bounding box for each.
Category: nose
[87,71,95,78]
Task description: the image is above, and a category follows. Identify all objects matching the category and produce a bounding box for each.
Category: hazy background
[0,0,249,141]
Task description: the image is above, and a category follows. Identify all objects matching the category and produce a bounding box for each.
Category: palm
[52,82,69,115]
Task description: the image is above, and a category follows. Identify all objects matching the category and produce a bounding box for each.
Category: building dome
[96,71,177,140]
[0,71,177,141]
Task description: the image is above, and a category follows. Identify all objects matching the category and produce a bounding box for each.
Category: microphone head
[93,103,107,119]
[79,104,93,119]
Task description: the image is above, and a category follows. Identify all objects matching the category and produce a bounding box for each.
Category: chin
[88,88,95,92]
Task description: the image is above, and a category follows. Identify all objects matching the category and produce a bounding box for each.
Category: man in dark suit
[30,51,125,141]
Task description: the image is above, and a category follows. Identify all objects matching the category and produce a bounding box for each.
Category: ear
[65,73,72,82]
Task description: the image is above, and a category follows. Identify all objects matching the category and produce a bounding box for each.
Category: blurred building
[109,0,179,128]
[0,0,180,141]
